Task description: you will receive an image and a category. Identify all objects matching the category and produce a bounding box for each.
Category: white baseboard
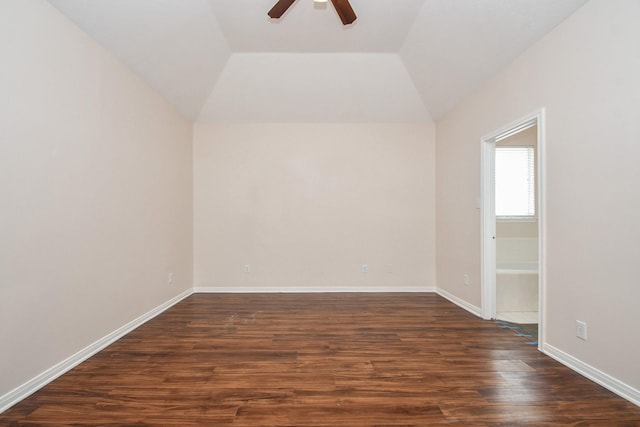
[435,289,640,408]
[542,343,640,407]
[0,288,193,414]
[194,285,435,293]
[435,288,483,318]
[8,286,637,415]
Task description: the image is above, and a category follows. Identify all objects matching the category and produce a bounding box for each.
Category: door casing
[480,109,546,351]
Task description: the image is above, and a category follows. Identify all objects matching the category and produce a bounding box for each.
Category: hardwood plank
[1,293,639,425]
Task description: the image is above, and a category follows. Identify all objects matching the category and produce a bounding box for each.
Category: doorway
[481,109,545,350]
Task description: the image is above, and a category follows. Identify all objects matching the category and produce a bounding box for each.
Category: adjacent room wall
[194,123,435,290]
[496,126,538,238]
[0,0,193,399]
[436,0,640,392]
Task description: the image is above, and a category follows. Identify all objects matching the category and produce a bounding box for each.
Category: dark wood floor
[2,293,640,426]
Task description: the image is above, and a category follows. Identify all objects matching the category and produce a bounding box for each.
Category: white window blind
[495,146,535,217]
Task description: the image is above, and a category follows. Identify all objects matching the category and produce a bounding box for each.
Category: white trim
[194,285,435,294]
[485,116,539,142]
[494,119,537,142]
[435,288,483,318]
[0,289,193,414]
[480,109,546,349]
[481,134,497,320]
[543,343,640,407]
[5,285,639,413]
[536,109,547,349]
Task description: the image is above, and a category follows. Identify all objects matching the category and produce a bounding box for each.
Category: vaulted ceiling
[48,0,588,122]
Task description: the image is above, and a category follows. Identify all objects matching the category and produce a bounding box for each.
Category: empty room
[1,0,640,425]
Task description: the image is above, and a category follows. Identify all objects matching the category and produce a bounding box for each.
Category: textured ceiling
[47,0,588,122]
[207,0,426,52]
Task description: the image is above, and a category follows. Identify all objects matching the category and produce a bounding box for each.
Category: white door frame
[481,108,546,351]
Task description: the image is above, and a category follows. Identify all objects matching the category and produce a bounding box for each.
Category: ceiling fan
[268,0,357,25]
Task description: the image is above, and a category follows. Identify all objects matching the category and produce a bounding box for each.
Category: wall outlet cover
[576,320,587,340]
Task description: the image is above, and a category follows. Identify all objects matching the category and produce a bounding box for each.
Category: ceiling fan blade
[268,0,297,19]
[330,0,357,25]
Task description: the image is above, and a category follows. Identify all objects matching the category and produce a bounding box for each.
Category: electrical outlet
[463,274,469,286]
[168,272,174,285]
[576,320,587,340]
[244,264,251,273]
[362,264,368,273]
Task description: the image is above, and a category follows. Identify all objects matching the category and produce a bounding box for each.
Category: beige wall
[194,123,435,290]
[496,222,538,239]
[4,0,638,410]
[436,0,640,390]
[0,0,193,397]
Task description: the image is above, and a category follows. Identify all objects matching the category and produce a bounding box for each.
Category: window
[495,146,535,218]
